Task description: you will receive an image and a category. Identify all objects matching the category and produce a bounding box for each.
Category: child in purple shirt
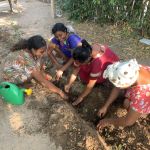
[48,23,82,80]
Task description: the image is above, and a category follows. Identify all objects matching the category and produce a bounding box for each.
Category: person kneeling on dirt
[47,23,82,80]
[97,59,150,129]
[64,39,119,106]
[2,35,67,99]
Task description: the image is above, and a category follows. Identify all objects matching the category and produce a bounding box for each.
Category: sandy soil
[0,1,61,149]
[53,14,150,150]
[0,0,149,150]
[0,0,104,150]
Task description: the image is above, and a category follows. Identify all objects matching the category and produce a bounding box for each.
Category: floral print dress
[2,50,40,84]
[125,66,150,114]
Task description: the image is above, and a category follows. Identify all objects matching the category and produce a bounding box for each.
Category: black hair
[52,23,68,34]
[73,39,92,63]
[11,35,46,52]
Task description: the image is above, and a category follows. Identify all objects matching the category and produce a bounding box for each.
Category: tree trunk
[51,0,55,18]
[8,0,13,12]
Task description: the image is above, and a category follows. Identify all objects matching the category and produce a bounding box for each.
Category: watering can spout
[24,89,32,96]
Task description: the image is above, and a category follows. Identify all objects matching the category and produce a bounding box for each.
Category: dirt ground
[0,0,150,150]
[0,0,103,150]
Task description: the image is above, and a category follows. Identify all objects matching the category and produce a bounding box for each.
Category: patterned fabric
[125,84,150,114]
[125,66,150,114]
[2,50,39,84]
[103,59,140,88]
[79,45,119,84]
[51,34,82,58]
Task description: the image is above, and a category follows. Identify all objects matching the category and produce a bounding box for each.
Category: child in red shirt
[65,40,119,106]
[79,44,119,84]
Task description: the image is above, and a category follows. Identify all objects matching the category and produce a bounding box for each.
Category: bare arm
[48,42,66,59]
[104,87,121,108]
[47,43,63,67]
[98,87,121,117]
[72,79,97,106]
[60,58,74,72]
[31,69,67,99]
[64,67,80,92]
[55,41,82,80]
[97,107,141,128]
[56,58,74,80]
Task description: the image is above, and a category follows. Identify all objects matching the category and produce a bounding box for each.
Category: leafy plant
[57,0,150,36]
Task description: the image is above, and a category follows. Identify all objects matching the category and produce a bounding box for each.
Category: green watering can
[0,82,32,105]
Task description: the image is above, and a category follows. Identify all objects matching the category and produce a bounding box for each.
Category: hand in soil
[97,106,108,117]
[59,91,68,100]
[97,119,110,130]
[56,70,63,80]
[72,97,83,106]
[64,84,70,93]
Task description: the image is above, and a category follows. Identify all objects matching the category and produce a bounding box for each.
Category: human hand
[59,90,68,100]
[97,119,110,130]
[97,106,108,118]
[64,84,71,93]
[72,97,83,106]
[56,70,63,80]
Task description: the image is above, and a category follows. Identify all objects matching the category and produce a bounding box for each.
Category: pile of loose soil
[0,27,106,150]
[53,16,150,149]
[0,1,149,149]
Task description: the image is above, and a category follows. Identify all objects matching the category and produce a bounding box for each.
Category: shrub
[57,0,150,36]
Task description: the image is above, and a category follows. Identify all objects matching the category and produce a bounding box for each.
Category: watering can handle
[0,82,10,86]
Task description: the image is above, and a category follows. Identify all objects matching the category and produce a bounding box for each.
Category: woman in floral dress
[97,59,150,128]
[2,35,67,99]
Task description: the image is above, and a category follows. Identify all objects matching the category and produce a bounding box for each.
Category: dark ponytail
[11,39,28,51]
[73,39,92,63]
[52,23,68,34]
[81,39,92,52]
[11,35,46,52]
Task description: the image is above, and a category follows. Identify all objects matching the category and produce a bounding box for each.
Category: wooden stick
[96,131,111,150]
